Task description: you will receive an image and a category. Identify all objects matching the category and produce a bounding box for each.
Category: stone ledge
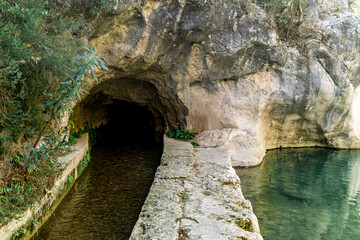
[130,137,263,240]
[0,133,89,240]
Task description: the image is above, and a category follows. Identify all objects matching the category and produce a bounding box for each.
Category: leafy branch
[23,46,108,173]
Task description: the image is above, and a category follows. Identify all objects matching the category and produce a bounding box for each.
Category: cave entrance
[69,77,186,145]
[96,99,161,145]
[34,90,167,239]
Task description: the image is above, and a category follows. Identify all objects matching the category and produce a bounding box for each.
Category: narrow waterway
[236,148,360,240]
[32,140,162,240]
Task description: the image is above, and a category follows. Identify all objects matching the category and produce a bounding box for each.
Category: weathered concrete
[0,134,89,240]
[131,136,262,240]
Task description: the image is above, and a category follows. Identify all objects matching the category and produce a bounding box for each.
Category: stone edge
[130,136,263,240]
[0,133,89,240]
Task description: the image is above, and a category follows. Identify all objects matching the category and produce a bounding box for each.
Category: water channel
[30,95,360,240]
[32,100,163,240]
[32,140,162,240]
[236,148,360,240]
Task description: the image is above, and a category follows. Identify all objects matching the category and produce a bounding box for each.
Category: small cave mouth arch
[34,81,174,240]
[70,77,187,144]
[71,93,165,145]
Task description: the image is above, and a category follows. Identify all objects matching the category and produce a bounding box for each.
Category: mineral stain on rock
[79,0,360,168]
[17,0,360,239]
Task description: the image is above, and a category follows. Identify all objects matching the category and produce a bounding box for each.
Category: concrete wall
[131,136,263,240]
[0,134,89,240]
[0,134,263,240]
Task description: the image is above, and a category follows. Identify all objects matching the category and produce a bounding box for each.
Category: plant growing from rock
[166,126,197,141]
[253,0,310,41]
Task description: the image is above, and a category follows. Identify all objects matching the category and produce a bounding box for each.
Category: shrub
[22,46,108,173]
[0,1,108,225]
[166,127,197,141]
[0,0,80,148]
[69,0,110,19]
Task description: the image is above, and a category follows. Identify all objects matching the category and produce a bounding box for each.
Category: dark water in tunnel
[32,141,162,240]
[32,100,163,240]
[236,148,360,240]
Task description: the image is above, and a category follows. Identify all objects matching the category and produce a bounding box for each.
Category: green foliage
[45,46,107,119]
[0,0,81,145]
[67,120,78,145]
[0,151,58,224]
[0,181,26,209]
[12,226,27,240]
[68,134,78,146]
[1,180,34,223]
[0,207,4,217]
[22,46,108,173]
[22,128,70,173]
[66,174,73,190]
[191,142,199,147]
[70,122,99,146]
[31,218,37,230]
[0,0,109,226]
[69,0,111,19]
[78,152,91,175]
[166,127,197,141]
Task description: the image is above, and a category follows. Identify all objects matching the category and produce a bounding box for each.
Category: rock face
[80,0,360,166]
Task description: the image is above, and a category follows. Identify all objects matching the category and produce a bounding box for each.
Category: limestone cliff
[80,0,360,166]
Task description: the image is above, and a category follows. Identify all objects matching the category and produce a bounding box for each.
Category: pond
[236,148,360,240]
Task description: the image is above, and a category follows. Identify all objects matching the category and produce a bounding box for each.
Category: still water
[32,141,162,240]
[236,148,360,240]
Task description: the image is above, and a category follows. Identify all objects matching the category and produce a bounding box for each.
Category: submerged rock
[83,0,360,166]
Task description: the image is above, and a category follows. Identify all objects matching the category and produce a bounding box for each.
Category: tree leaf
[44,100,57,107]
[74,55,87,60]
[76,90,81,100]
[79,88,89,94]
[57,84,68,93]
[96,58,109,71]
[90,67,98,81]
[28,145,36,152]
[54,103,60,118]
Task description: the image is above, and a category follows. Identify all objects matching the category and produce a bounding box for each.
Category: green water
[236,148,360,240]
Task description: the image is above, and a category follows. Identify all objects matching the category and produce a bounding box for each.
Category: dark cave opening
[33,100,164,240]
[95,99,163,145]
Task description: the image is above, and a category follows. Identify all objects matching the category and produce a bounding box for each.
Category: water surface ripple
[236,148,360,240]
[32,142,161,240]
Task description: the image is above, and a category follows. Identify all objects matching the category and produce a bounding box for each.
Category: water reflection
[236,148,360,240]
[32,141,162,240]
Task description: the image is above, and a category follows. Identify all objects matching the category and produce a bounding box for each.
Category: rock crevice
[83,0,360,166]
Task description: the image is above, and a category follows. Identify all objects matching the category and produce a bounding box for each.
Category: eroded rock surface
[130,137,262,240]
[83,0,360,166]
